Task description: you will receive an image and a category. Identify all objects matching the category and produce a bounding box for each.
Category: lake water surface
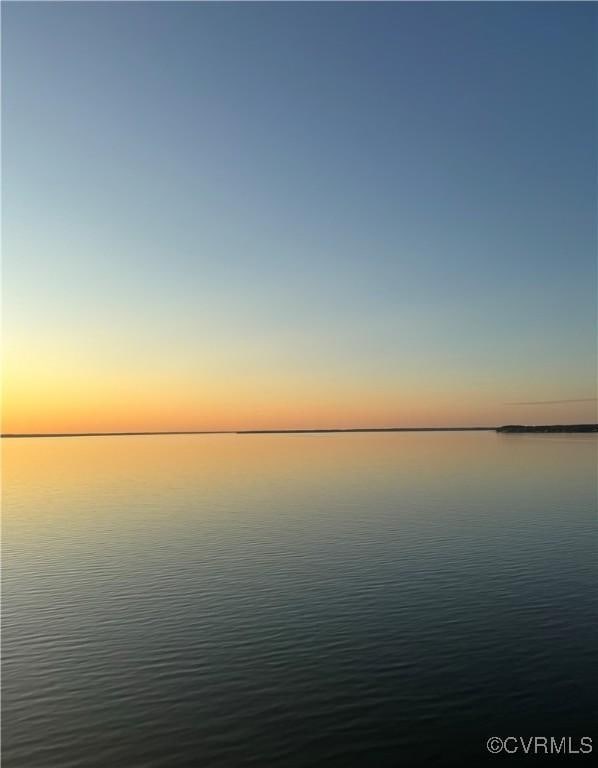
[3,432,597,766]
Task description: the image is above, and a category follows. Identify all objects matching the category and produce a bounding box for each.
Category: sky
[2,1,597,433]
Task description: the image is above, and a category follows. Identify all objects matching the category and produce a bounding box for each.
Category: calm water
[3,432,597,766]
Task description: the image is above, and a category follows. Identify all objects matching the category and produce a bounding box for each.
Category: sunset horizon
[2,2,596,766]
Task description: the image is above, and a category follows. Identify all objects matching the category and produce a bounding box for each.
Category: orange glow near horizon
[1,371,484,434]
[3,367,596,434]
[3,333,596,434]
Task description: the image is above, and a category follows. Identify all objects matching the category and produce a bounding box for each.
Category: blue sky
[3,2,597,430]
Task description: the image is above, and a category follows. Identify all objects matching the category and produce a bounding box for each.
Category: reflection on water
[3,433,597,767]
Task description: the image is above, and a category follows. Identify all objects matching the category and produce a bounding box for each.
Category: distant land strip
[496,424,598,433]
[1,427,493,439]
[2,424,597,438]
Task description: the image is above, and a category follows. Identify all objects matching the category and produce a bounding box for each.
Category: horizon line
[3,424,597,439]
[1,426,498,439]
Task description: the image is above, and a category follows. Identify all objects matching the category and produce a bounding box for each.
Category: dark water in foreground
[3,432,597,767]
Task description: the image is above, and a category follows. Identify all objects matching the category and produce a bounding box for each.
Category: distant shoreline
[1,427,492,439]
[496,424,598,433]
[2,425,597,439]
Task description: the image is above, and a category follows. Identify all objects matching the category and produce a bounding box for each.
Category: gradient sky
[2,1,597,432]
